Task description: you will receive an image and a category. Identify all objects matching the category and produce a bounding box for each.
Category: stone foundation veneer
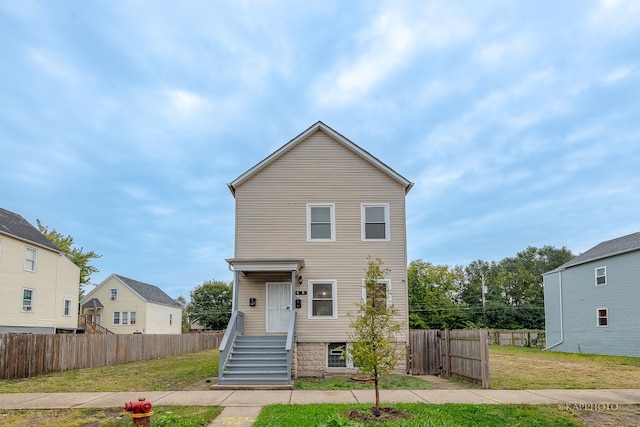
[294,342,407,378]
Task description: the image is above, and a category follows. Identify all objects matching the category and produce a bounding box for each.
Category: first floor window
[362,279,391,312]
[113,311,137,325]
[169,314,173,325]
[595,267,607,286]
[24,248,37,272]
[63,299,71,316]
[328,342,347,368]
[597,308,608,327]
[22,289,34,312]
[309,281,337,318]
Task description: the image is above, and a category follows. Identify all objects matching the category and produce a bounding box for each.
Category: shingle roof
[559,232,640,269]
[82,298,104,309]
[0,207,61,252]
[115,275,182,308]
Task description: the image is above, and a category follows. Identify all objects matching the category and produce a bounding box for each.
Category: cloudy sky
[2,1,638,299]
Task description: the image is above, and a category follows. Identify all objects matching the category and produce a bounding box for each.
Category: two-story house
[80,274,182,334]
[544,232,640,357]
[218,121,413,386]
[0,207,80,334]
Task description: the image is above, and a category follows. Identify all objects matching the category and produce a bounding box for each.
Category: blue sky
[2,1,639,299]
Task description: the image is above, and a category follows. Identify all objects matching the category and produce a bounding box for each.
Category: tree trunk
[374,371,380,416]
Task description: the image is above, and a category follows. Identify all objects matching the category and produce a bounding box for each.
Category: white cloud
[602,65,634,83]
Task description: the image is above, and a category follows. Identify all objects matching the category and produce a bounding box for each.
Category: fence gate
[408,329,442,375]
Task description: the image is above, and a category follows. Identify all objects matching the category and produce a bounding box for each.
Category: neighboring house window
[110,289,118,300]
[327,343,347,368]
[361,204,390,241]
[307,204,335,241]
[22,289,34,312]
[63,299,72,316]
[169,314,173,325]
[309,280,337,318]
[0,238,3,260]
[595,267,607,286]
[597,308,608,327]
[362,279,392,311]
[113,311,137,325]
[24,247,37,272]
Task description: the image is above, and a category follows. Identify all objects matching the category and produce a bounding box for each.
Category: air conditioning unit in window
[23,306,32,311]
[111,296,117,300]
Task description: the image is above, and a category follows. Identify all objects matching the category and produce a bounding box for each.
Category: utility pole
[481,273,487,308]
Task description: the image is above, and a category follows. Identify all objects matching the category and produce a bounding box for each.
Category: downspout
[544,270,564,350]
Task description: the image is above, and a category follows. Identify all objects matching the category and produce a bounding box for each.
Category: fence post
[480,329,490,389]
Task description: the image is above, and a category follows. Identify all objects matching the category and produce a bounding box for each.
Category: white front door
[266,282,291,333]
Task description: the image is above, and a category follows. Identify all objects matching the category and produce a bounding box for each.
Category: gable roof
[556,232,640,270]
[84,274,181,308]
[228,121,414,196]
[0,207,61,252]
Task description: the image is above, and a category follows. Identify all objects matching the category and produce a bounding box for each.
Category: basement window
[327,343,347,368]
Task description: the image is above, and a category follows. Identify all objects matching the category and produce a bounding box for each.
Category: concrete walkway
[1,389,639,426]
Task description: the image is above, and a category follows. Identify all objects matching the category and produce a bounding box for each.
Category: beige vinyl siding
[234,129,409,343]
[0,235,80,331]
[145,303,183,334]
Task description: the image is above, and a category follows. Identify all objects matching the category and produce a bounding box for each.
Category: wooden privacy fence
[0,333,223,380]
[408,329,490,389]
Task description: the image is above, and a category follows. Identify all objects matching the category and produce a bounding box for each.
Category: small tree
[347,257,403,416]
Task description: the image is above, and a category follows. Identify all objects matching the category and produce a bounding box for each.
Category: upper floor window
[22,289,34,312]
[361,204,390,241]
[63,299,72,316]
[309,280,337,318]
[110,289,118,300]
[307,204,335,241]
[595,267,607,286]
[597,308,608,327]
[24,247,37,272]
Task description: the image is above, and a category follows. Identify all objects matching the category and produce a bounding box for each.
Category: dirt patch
[347,407,412,423]
[569,404,640,427]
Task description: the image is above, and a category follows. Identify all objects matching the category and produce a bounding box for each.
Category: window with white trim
[361,204,390,240]
[595,267,607,286]
[110,288,118,300]
[362,279,392,311]
[597,308,608,327]
[113,311,137,325]
[22,288,34,312]
[309,280,337,318]
[63,299,72,316]
[24,247,37,272]
[307,204,335,241]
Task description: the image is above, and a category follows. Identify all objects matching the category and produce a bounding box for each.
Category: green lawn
[254,403,581,427]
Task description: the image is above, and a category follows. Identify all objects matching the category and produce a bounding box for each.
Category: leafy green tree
[37,220,101,299]
[408,260,469,329]
[347,257,403,416]
[187,280,232,330]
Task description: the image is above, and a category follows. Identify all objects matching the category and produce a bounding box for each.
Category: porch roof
[226,257,305,272]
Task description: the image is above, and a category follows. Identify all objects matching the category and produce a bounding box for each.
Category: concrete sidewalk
[1,388,639,409]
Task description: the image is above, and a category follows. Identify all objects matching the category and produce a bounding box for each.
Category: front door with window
[266,282,291,332]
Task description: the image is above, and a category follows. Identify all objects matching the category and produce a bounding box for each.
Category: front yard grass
[0,348,219,393]
[254,403,581,426]
[490,345,640,389]
[295,374,435,390]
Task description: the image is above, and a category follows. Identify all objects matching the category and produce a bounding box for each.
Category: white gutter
[544,269,564,350]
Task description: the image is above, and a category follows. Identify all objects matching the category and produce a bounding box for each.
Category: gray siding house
[543,232,640,357]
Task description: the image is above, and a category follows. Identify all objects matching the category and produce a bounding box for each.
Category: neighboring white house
[80,274,182,334]
[0,207,80,334]
[218,121,413,385]
[544,231,640,357]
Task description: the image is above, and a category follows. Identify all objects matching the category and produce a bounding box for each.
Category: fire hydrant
[124,397,153,426]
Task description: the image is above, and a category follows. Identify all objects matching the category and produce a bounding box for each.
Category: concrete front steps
[218,335,291,386]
